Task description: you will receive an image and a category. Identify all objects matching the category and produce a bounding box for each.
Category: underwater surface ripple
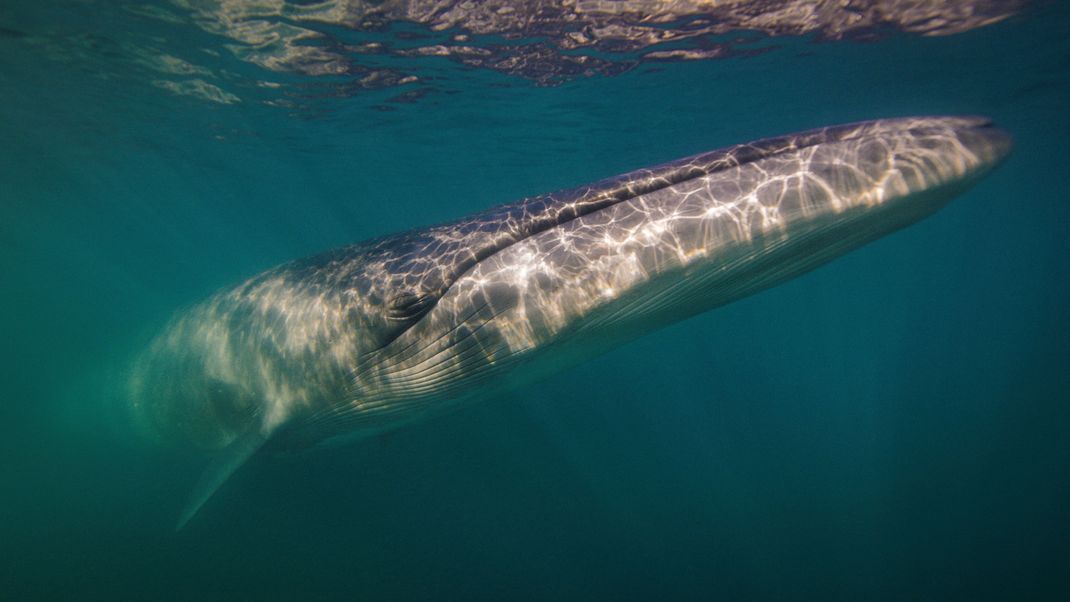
[1,1,1069,599]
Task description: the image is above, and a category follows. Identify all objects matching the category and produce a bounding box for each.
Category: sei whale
[128,116,1011,527]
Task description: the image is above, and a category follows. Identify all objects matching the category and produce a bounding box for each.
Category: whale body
[128,116,1011,527]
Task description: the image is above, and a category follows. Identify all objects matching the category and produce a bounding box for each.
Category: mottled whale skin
[128,116,1011,527]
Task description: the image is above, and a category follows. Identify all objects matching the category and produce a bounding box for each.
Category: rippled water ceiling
[174,0,1026,82]
[7,1,1029,108]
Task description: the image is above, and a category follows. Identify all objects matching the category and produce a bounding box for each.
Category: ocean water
[2,1,1069,599]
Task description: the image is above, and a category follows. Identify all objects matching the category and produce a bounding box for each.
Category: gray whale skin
[128,116,1012,528]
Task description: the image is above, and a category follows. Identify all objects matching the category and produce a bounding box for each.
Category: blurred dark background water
[1,1,1068,599]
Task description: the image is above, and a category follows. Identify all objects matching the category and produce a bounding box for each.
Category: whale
[127,116,1011,528]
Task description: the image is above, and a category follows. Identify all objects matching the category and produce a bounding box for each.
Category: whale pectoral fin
[176,427,268,531]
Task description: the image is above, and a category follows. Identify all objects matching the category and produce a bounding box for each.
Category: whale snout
[857,116,1012,204]
[958,119,1013,171]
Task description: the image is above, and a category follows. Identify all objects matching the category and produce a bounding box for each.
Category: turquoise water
[2,1,1069,599]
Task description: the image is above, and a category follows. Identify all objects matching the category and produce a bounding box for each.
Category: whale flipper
[175,427,268,530]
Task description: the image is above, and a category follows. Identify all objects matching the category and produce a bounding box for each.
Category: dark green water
[2,2,1069,599]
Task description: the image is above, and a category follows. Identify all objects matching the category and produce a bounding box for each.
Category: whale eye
[386,290,435,322]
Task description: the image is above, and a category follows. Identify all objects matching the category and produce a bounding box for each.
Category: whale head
[298,116,1012,442]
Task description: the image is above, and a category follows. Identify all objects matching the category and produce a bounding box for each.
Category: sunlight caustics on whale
[127,116,1011,528]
